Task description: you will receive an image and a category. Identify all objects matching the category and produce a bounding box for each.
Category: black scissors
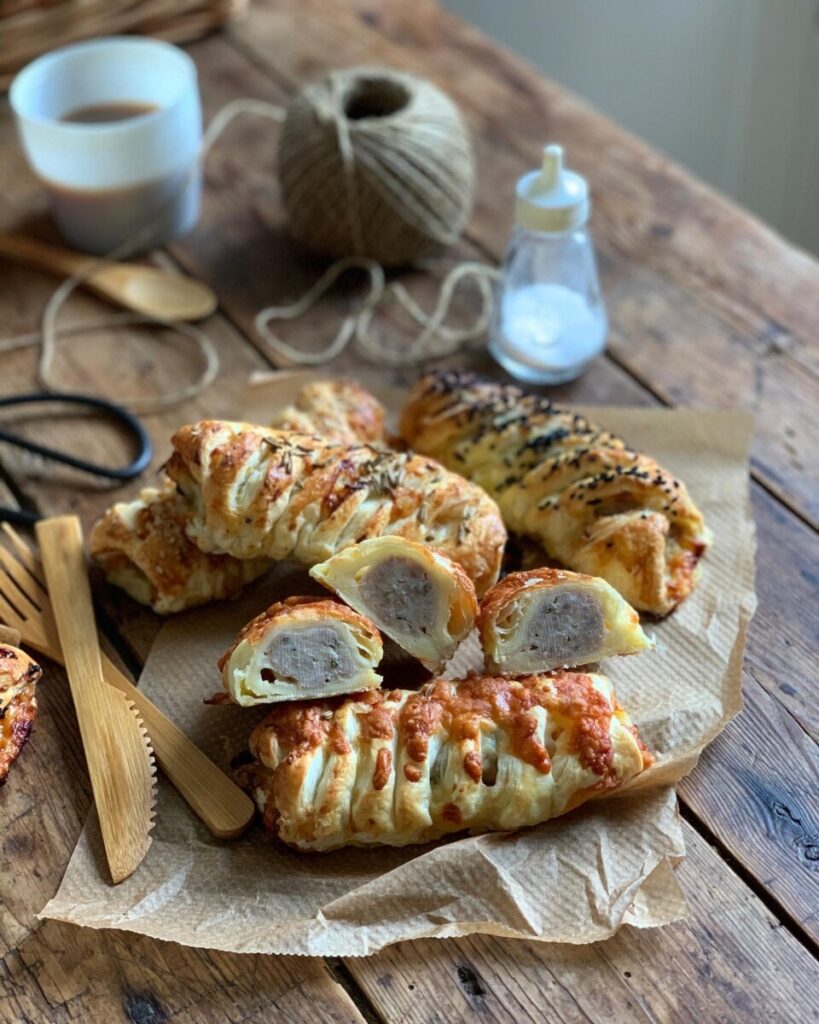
[0,392,153,526]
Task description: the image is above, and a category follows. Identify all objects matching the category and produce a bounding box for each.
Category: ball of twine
[277,66,475,267]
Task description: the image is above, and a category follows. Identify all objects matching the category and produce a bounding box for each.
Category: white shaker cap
[514,144,589,232]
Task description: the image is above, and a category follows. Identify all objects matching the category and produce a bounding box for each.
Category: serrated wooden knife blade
[36,515,156,884]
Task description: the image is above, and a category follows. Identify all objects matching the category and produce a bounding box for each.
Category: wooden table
[1,2,817,1021]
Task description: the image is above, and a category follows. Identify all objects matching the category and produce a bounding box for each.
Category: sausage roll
[219,597,383,706]
[248,670,651,850]
[480,568,652,675]
[1,644,41,784]
[165,421,506,596]
[270,379,387,445]
[400,371,710,616]
[310,537,478,672]
[89,483,271,614]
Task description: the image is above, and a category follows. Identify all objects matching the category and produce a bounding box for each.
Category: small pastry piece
[218,597,383,706]
[310,537,478,672]
[480,568,652,675]
[1,644,41,784]
[89,483,272,614]
[270,379,387,445]
[248,670,651,850]
[166,420,506,596]
[400,371,710,616]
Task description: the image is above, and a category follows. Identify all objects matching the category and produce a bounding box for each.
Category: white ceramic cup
[10,37,202,255]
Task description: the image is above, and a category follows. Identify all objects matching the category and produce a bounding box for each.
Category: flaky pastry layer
[400,371,710,616]
[248,670,651,850]
[1,644,41,784]
[89,483,271,614]
[270,378,387,445]
[166,421,506,596]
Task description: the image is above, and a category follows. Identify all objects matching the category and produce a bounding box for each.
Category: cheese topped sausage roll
[166,420,506,597]
[480,568,652,675]
[270,379,387,445]
[219,597,383,706]
[400,371,710,616]
[248,670,651,850]
[1,644,41,784]
[90,483,272,614]
[310,537,478,672]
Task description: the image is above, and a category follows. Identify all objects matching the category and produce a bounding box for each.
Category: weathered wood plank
[227,0,819,526]
[348,820,819,1024]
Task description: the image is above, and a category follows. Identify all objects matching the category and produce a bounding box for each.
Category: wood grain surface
[0,1,817,1021]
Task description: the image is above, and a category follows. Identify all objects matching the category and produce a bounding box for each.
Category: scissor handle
[0,391,153,481]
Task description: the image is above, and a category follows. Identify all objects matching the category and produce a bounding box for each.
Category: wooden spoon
[0,232,217,322]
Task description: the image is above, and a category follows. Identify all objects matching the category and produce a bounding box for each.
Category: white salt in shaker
[489,144,607,384]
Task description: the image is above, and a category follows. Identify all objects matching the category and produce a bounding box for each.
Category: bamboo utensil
[36,515,156,883]
[0,523,255,840]
[0,233,217,321]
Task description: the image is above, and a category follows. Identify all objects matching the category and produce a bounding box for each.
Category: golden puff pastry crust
[166,421,506,597]
[89,482,271,614]
[400,371,710,616]
[480,568,652,675]
[270,378,387,445]
[310,536,478,673]
[248,670,651,850]
[1,644,41,784]
[219,596,383,706]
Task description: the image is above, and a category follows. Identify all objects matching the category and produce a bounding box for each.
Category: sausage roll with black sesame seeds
[165,421,506,597]
[400,371,710,616]
[480,568,652,675]
[310,537,478,672]
[1,644,41,784]
[270,378,388,445]
[89,482,272,614]
[218,597,383,706]
[246,671,652,850]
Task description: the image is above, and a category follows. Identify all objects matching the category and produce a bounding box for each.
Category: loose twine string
[0,94,497,414]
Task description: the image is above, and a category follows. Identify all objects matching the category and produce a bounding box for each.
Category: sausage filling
[261,626,355,689]
[359,557,437,636]
[522,589,606,665]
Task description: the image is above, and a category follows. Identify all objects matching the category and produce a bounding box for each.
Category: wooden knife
[36,516,156,883]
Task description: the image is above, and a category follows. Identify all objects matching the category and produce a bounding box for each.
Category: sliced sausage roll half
[218,597,383,706]
[480,568,652,675]
[309,537,478,672]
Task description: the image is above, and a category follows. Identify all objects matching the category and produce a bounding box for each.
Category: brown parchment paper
[40,380,756,955]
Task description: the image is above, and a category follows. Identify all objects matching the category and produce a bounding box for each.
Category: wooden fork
[0,523,255,840]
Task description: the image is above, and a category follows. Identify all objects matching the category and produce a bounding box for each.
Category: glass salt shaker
[490,144,607,384]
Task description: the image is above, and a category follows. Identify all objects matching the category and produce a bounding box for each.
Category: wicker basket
[0,0,248,90]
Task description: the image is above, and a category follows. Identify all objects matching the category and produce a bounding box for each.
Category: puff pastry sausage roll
[89,483,271,614]
[310,537,478,672]
[400,371,710,616]
[270,379,387,445]
[248,670,651,850]
[219,597,383,706]
[480,568,652,675]
[166,420,506,596]
[1,644,41,783]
